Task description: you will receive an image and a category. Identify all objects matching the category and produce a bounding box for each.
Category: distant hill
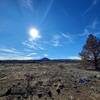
[40,57,50,61]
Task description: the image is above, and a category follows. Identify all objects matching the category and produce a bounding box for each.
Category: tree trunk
[94,55,100,71]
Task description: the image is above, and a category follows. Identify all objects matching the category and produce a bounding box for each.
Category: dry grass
[0,61,100,100]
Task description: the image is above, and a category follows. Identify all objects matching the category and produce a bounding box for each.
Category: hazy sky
[0,0,100,60]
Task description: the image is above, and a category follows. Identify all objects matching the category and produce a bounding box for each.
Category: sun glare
[29,28,40,41]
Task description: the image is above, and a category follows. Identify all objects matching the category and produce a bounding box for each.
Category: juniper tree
[80,34,100,70]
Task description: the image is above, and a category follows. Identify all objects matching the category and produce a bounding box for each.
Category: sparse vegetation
[0,61,100,100]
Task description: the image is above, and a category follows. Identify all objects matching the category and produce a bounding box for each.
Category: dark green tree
[80,34,100,70]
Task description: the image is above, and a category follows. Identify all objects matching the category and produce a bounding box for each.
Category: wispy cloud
[62,8,69,17]
[0,47,34,60]
[78,18,100,37]
[87,18,99,30]
[61,33,73,43]
[51,33,73,47]
[79,29,90,36]
[79,28,100,37]
[0,48,21,54]
[22,40,44,50]
[19,0,33,11]
[52,35,62,47]
[0,47,40,60]
[40,0,54,25]
[22,41,37,49]
[83,0,98,16]
[91,19,98,29]
[95,32,100,36]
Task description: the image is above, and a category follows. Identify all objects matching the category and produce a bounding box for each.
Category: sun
[29,28,40,41]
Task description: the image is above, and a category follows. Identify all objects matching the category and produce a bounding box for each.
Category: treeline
[0,59,80,64]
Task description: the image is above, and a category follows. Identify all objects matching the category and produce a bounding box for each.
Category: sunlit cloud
[44,54,48,57]
[0,55,32,60]
[67,56,81,60]
[26,52,37,57]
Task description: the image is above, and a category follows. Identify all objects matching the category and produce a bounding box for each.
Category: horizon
[0,0,100,60]
[0,57,81,60]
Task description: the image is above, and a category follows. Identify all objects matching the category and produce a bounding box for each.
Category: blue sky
[0,0,100,60]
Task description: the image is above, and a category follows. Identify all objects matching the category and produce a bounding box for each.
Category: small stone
[96,74,100,79]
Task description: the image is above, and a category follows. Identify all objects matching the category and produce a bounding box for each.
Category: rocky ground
[0,61,100,100]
